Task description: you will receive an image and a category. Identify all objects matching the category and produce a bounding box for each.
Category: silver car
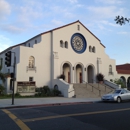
[101,89,130,103]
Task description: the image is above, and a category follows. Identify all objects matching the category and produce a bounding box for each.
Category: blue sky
[0,0,130,65]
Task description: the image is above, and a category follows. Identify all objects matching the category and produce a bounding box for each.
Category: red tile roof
[116,63,130,74]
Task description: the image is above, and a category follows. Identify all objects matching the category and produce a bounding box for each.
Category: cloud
[100,20,119,27]
[66,0,84,8]
[117,31,129,35]
[67,0,78,4]
[0,35,13,52]
[85,3,128,35]
[64,11,76,18]
[95,0,123,5]
[51,19,64,26]
[0,0,11,20]
[10,0,50,29]
[75,4,84,8]
[87,6,125,19]
[51,6,75,18]
[1,25,25,34]
[0,0,50,34]
[97,24,106,30]
[17,1,44,25]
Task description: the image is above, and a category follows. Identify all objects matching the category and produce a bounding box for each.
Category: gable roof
[41,20,105,48]
[116,63,130,74]
[0,20,105,55]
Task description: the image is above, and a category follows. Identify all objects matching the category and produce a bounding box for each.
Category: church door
[79,72,82,83]
[68,72,70,83]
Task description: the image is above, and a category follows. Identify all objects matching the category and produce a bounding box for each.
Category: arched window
[109,65,112,75]
[65,41,68,48]
[54,85,58,90]
[92,46,95,53]
[60,40,63,48]
[77,25,80,30]
[127,77,130,89]
[28,43,30,47]
[89,46,92,52]
[120,76,126,87]
[35,40,37,44]
[29,56,35,68]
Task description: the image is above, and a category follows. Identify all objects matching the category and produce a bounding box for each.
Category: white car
[101,89,130,103]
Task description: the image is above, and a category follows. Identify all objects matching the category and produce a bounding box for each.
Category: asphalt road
[1,101,130,130]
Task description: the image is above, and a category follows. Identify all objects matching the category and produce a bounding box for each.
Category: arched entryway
[63,63,71,83]
[127,77,130,89]
[120,76,126,87]
[76,64,83,83]
[87,65,94,83]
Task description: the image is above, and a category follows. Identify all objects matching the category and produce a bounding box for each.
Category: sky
[0,0,130,65]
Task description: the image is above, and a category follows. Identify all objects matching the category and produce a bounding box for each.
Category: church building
[0,20,122,97]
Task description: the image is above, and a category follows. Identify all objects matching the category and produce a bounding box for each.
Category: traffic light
[5,51,11,67]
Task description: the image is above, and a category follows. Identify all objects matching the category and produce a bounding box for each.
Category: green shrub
[35,88,40,92]
[0,84,5,95]
[43,86,50,94]
[35,86,50,97]
[15,92,21,97]
[110,79,113,82]
[96,73,104,81]
[6,94,12,97]
[53,89,61,96]
[35,93,39,97]
[35,86,61,97]
[114,78,126,88]
[58,74,65,80]
[0,93,6,96]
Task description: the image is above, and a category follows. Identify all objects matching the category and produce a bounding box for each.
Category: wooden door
[68,72,70,83]
[79,72,82,83]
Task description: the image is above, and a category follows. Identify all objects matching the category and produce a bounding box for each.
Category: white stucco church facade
[0,20,119,97]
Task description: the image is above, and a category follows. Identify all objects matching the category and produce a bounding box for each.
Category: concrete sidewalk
[0,97,101,109]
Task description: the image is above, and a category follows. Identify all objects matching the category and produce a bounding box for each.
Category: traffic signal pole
[5,51,16,105]
[12,54,16,105]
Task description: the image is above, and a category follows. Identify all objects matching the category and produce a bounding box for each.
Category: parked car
[101,89,130,103]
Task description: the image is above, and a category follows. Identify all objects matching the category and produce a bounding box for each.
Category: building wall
[117,74,130,82]
[15,34,52,88]
[0,21,120,94]
[101,54,118,81]
[116,73,130,89]
[52,21,117,84]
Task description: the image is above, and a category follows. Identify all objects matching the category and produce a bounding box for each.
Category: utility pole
[12,53,16,105]
[5,51,16,105]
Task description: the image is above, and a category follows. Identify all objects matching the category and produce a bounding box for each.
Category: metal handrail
[92,79,113,92]
[104,80,119,89]
[100,82,114,91]
[82,80,101,96]
[68,89,74,93]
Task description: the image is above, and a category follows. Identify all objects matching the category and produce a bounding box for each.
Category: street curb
[0,101,98,109]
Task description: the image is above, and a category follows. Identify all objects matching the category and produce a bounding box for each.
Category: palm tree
[115,16,130,25]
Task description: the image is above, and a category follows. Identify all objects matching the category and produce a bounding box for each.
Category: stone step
[73,83,114,98]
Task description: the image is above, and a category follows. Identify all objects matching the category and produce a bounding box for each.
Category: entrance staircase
[73,83,114,98]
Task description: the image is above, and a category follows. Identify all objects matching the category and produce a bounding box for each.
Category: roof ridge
[0,20,105,54]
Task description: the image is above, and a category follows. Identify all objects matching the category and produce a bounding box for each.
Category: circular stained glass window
[71,33,87,54]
